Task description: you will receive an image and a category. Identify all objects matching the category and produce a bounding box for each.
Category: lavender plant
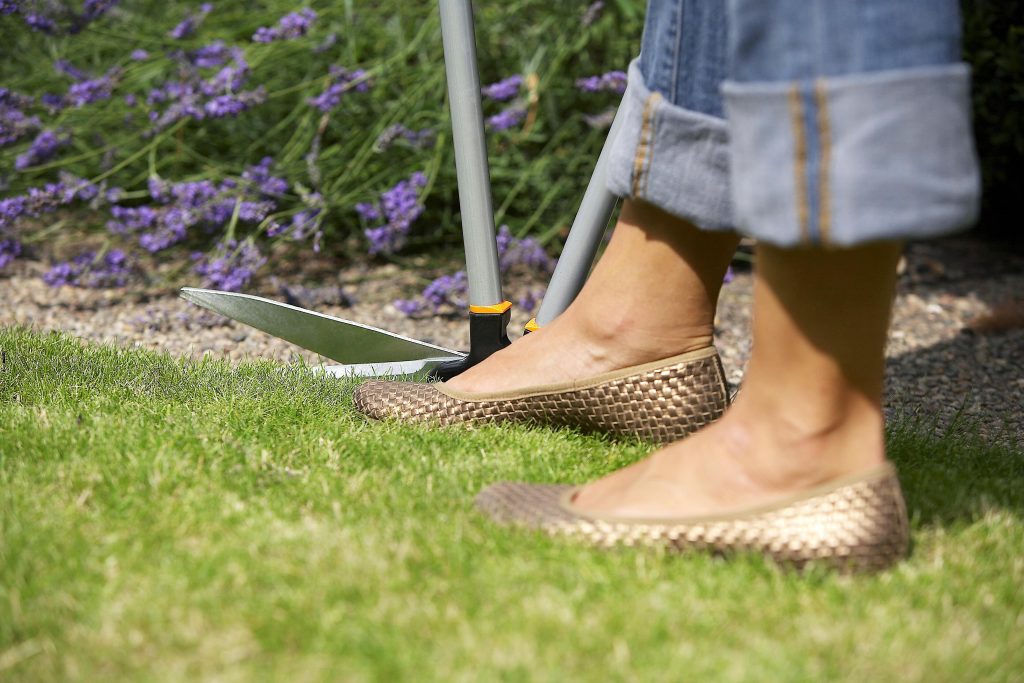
[0,0,644,293]
[393,225,555,317]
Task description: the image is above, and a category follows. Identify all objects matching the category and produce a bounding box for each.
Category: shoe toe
[352,380,448,422]
[351,380,392,419]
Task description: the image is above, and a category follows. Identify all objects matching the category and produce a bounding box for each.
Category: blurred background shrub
[961,0,1023,242]
[0,0,642,290]
[0,0,1019,296]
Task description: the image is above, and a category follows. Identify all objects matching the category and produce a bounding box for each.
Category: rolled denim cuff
[606,59,734,231]
[722,63,981,247]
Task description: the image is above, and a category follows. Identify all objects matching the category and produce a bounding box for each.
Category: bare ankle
[719,391,887,491]
[571,304,715,362]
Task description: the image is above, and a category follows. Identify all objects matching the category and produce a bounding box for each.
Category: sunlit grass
[0,327,1021,682]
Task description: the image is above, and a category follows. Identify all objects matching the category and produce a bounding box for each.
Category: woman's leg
[574,240,901,516]
[447,200,738,392]
[575,0,979,516]
[447,0,737,393]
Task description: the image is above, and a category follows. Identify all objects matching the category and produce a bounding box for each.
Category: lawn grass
[1,326,1021,682]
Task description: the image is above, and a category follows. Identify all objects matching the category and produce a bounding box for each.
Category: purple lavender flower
[55,59,88,81]
[373,124,435,152]
[43,249,132,288]
[494,225,554,272]
[422,271,468,309]
[485,106,526,132]
[0,88,32,109]
[82,0,118,20]
[242,157,288,196]
[40,93,64,112]
[139,209,189,252]
[43,261,75,287]
[201,198,234,226]
[58,172,100,202]
[118,164,281,250]
[285,209,320,241]
[517,290,540,313]
[392,298,425,316]
[307,67,369,113]
[192,41,231,68]
[204,94,245,117]
[0,238,21,270]
[15,129,71,170]
[1,1,19,15]
[0,197,27,229]
[307,83,344,112]
[0,197,28,230]
[24,12,57,33]
[170,179,219,208]
[237,200,273,222]
[66,72,116,107]
[252,8,316,42]
[0,104,40,147]
[212,87,265,117]
[192,240,265,292]
[169,3,212,39]
[147,176,169,201]
[362,171,428,255]
[251,26,277,43]
[278,8,316,37]
[107,205,158,234]
[354,202,379,221]
[481,75,522,102]
[200,49,249,95]
[130,49,149,61]
[394,226,552,317]
[575,70,628,94]
[81,248,132,287]
[0,181,90,231]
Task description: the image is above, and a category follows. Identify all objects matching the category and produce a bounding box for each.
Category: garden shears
[182,0,621,378]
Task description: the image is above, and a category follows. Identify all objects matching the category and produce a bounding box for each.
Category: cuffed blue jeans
[606,0,981,247]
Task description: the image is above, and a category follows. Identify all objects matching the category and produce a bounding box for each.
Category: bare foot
[446,200,739,393]
[573,240,903,518]
[571,387,887,518]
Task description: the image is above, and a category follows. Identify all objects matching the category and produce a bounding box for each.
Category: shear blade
[180,287,465,365]
[316,357,455,378]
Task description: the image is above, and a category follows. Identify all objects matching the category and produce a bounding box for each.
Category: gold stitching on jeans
[787,85,810,244]
[632,91,662,198]
[814,80,832,245]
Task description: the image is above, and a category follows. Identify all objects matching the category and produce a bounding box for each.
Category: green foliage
[1,326,1022,681]
[961,0,1024,238]
[0,1,642,259]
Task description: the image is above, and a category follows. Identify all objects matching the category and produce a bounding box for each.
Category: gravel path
[3,236,1021,446]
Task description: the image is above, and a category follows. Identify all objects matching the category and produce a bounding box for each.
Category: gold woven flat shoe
[475,463,909,573]
[352,346,729,444]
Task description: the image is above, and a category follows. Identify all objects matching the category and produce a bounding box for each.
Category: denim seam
[786,79,835,245]
[787,85,810,243]
[632,92,662,198]
[814,80,833,244]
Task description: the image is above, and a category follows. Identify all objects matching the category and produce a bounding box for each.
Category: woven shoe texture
[352,347,730,444]
[475,464,910,573]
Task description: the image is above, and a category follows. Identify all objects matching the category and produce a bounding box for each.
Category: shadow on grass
[887,413,1023,528]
